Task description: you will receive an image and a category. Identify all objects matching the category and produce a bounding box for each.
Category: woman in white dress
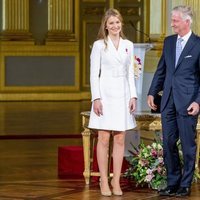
[88,8,137,196]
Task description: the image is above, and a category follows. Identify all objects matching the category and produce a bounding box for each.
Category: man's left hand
[187,102,200,116]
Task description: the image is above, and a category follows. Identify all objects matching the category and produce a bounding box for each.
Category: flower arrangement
[124,139,200,190]
[124,141,167,190]
[134,55,142,79]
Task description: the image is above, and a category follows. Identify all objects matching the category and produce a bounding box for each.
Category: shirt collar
[178,30,192,42]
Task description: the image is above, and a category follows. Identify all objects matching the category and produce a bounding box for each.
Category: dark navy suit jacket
[148,33,200,115]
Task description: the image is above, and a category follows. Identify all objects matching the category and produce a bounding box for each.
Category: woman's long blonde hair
[97,8,126,47]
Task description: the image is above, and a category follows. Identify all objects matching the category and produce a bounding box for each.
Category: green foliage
[124,141,167,190]
[124,139,200,190]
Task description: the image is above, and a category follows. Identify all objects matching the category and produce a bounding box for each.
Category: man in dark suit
[147,5,200,197]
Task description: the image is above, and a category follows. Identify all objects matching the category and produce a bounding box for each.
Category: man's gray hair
[172,5,193,24]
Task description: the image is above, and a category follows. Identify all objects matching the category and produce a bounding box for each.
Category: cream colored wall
[146,0,200,73]
[167,0,200,35]
[150,0,162,34]
[185,0,200,35]
[150,0,200,40]
[143,0,200,111]
[143,0,172,109]
[172,0,185,7]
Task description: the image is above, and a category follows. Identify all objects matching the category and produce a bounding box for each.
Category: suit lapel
[107,36,123,63]
[170,36,177,69]
[175,33,197,70]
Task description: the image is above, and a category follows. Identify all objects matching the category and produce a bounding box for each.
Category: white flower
[134,55,142,79]
[143,152,149,158]
[152,143,157,149]
[145,174,154,182]
[157,143,162,150]
[146,169,153,175]
[158,157,164,164]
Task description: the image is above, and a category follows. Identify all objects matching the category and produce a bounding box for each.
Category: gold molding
[0,92,91,101]
[1,0,32,40]
[109,0,114,8]
[145,50,162,73]
[82,20,90,89]
[82,0,106,2]
[0,41,82,100]
[149,0,166,41]
[82,20,101,89]
[47,0,79,41]
[48,0,73,31]
[161,0,167,36]
[144,0,150,41]
[185,0,200,35]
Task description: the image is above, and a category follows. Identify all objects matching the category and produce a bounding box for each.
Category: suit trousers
[161,90,198,187]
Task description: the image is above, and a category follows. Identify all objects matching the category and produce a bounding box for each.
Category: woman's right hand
[93,99,103,116]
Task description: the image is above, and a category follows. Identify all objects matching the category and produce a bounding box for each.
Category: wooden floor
[0,101,199,199]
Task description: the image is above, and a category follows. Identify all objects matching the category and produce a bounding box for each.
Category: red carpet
[58,146,129,179]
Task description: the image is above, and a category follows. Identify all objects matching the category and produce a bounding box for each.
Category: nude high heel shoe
[99,182,112,197]
[111,179,123,196]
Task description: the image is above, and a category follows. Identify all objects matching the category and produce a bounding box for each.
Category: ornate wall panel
[47,0,78,41]
[145,0,166,73]
[80,0,108,89]
[114,0,147,42]
[81,0,147,90]
[171,0,185,8]
[5,56,75,86]
[185,0,200,35]
[0,0,150,101]
[0,1,2,31]
[0,0,81,101]
[0,41,81,100]
[147,0,200,74]
[167,0,200,38]
[1,0,32,40]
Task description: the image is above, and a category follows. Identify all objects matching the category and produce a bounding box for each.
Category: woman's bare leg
[97,130,111,195]
[111,131,126,195]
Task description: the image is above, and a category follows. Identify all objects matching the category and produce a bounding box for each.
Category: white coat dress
[88,36,137,131]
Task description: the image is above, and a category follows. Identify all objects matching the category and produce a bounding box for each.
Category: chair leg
[82,128,92,184]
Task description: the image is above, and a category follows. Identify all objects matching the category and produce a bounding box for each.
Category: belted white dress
[88,36,137,131]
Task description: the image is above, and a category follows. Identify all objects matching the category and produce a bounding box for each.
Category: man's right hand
[147,95,157,111]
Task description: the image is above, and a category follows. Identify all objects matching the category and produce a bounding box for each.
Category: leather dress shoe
[176,187,191,197]
[159,186,178,196]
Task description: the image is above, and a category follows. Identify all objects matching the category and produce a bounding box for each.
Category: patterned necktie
[175,38,183,66]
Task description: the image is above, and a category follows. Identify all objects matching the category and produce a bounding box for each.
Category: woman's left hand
[129,98,137,113]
